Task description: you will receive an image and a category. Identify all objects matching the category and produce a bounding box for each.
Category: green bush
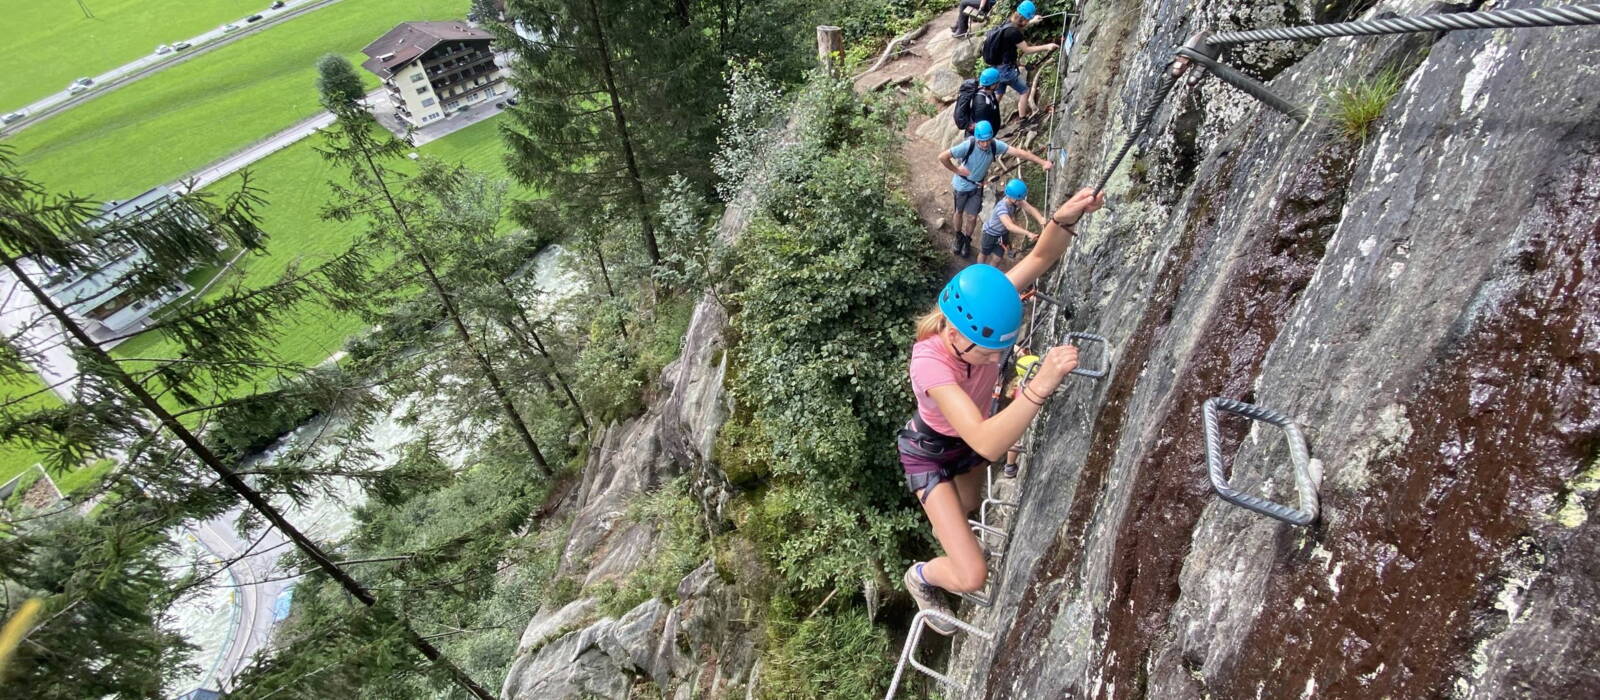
[721,75,941,593]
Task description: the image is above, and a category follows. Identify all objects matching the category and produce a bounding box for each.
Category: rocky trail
[855,7,1073,271]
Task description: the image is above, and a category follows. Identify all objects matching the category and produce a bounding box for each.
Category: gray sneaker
[903,564,956,635]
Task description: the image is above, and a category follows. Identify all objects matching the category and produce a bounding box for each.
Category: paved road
[190,514,292,690]
[1,0,342,134]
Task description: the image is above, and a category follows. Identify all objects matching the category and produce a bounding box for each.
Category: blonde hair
[915,308,946,341]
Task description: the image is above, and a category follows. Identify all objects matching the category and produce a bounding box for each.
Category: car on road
[173,41,193,51]
[245,13,264,22]
[222,23,241,32]
[155,44,173,55]
[72,77,93,87]
[68,84,89,95]
[2,111,25,124]
[506,97,519,106]
[270,0,285,8]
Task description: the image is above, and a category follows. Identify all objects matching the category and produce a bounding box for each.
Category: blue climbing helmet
[1017,0,1039,20]
[1005,178,1027,199]
[973,120,995,140]
[979,67,1001,87]
[938,264,1023,350]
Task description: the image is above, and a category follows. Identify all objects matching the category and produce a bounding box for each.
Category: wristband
[1022,386,1047,405]
[1051,216,1079,228]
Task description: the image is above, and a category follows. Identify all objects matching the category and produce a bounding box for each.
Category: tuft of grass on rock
[1327,68,1403,142]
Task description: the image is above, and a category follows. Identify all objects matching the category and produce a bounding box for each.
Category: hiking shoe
[903,564,956,635]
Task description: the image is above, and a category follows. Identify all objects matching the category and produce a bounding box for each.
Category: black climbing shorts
[981,232,1007,256]
[953,187,984,215]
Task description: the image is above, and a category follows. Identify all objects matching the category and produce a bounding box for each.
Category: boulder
[915,104,962,149]
[921,66,966,104]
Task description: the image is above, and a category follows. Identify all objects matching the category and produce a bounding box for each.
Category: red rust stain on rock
[1216,153,1600,698]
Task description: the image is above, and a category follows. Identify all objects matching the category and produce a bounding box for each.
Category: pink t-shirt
[908,334,1001,437]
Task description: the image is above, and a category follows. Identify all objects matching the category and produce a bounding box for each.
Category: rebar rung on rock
[885,610,995,699]
[1202,397,1321,526]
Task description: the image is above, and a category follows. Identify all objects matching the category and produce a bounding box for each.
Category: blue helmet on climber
[1005,178,1028,199]
[938,264,1023,349]
[1016,0,1038,20]
[979,67,1001,87]
[973,119,995,140]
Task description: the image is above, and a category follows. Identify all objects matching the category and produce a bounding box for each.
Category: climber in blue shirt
[937,120,1051,259]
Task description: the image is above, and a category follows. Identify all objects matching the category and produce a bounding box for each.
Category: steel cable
[1208,3,1600,45]
[1092,66,1180,194]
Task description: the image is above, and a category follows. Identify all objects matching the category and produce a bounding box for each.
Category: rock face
[500,115,786,699]
[941,0,1600,697]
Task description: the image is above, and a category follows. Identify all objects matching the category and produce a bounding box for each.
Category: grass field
[3,0,462,200]
[0,373,60,489]
[5,116,521,491]
[111,114,523,382]
[0,0,260,112]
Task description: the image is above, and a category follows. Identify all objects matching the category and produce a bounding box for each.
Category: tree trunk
[0,257,498,700]
[817,26,843,72]
[585,0,661,265]
[358,150,552,477]
[496,280,590,432]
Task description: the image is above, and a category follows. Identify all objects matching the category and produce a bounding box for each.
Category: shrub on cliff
[723,75,942,593]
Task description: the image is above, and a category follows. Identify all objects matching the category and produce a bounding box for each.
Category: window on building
[410,73,425,82]
[421,97,436,107]
[416,86,428,95]
[428,112,441,119]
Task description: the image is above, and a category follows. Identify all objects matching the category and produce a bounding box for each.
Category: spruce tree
[496,0,728,265]
[0,146,494,699]
[315,56,552,477]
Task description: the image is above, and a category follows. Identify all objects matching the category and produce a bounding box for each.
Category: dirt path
[854,7,1064,275]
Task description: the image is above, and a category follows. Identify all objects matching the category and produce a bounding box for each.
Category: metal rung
[1202,398,1322,526]
[886,610,995,699]
[980,497,1018,527]
[1065,332,1108,378]
[1018,330,1111,387]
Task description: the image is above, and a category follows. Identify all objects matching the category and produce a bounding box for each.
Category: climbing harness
[1203,398,1322,526]
[1092,4,1600,194]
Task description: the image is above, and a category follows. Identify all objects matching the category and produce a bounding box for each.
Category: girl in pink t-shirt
[900,187,1103,633]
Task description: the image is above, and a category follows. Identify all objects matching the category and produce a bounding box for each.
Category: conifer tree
[0,146,494,699]
[496,0,728,265]
[315,55,552,478]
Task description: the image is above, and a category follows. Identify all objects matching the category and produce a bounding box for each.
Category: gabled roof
[360,21,493,79]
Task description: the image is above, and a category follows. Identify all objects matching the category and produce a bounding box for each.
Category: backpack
[953,79,981,130]
[981,26,1010,66]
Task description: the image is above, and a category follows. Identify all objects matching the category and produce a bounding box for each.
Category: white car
[72,76,93,87]
[155,44,173,55]
[68,84,89,95]
[2,111,25,124]
[222,23,241,32]
[173,41,193,51]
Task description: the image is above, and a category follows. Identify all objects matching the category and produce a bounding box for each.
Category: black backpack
[953,79,981,130]
[981,26,1010,66]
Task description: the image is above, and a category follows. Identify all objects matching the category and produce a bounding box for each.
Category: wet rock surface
[941,0,1600,697]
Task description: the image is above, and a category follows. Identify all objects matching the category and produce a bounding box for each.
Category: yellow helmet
[1014,354,1040,378]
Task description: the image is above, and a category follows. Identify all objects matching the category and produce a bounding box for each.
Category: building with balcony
[37,186,194,342]
[360,21,506,129]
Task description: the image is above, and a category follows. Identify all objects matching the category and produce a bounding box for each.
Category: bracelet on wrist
[1022,386,1047,405]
